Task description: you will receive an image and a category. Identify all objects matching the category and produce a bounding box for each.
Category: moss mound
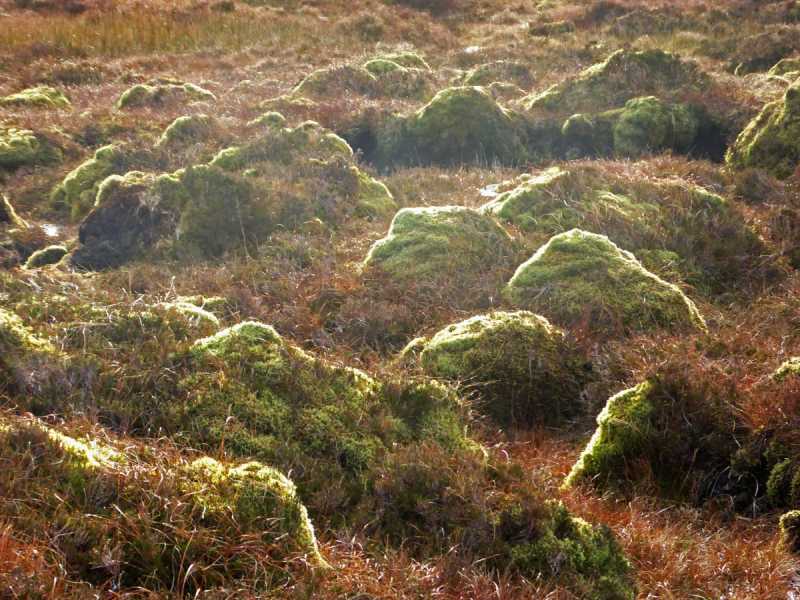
[480,164,769,294]
[523,49,707,117]
[0,85,71,109]
[0,413,326,592]
[562,96,703,158]
[156,114,216,148]
[363,444,634,600]
[413,311,587,427]
[780,510,800,553]
[377,86,530,166]
[51,144,128,220]
[0,194,28,229]
[364,205,516,289]
[23,244,68,269]
[116,82,215,109]
[769,57,800,78]
[292,64,378,98]
[71,171,180,270]
[564,368,741,501]
[460,60,534,88]
[727,80,800,179]
[71,120,396,269]
[505,229,706,335]
[179,321,472,515]
[0,127,61,170]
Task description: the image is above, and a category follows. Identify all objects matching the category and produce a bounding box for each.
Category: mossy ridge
[522,49,709,117]
[376,86,530,167]
[363,444,634,600]
[51,144,129,220]
[0,412,327,591]
[727,80,800,179]
[180,321,473,517]
[415,311,587,427]
[23,244,68,269]
[156,114,216,148]
[364,205,516,288]
[0,127,62,170]
[459,60,534,88]
[564,371,741,501]
[482,165,761,295]
[116,81,215,110]
[505,229,706,336]
[0,85,71,109]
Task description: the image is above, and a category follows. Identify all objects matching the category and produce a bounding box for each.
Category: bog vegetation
[3,0,800,598]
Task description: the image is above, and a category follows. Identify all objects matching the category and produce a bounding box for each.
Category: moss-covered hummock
[51,144,128,220]
[292,64,378,98]
[459,60,534,88]
[505,229,706,335]
[522,49,707,116]
[181,320,472,513]
[0,413,328,590]
[726,80,800,179]
[116,82,215,109]
[156,114,216,148]
[414,311,587,427]
[0,194,28,229]
[364,444,634,600]
[184,456,328,567]
[71,171,180,270]
[23,244,68,269]
[774,357,800,381]
[564,372,740,500]
[0,86,71,109]
[378,86,529,166]
[364,205,516,287]
[779,510,800,553]
[0,127,61,170]
[610,96,701,157]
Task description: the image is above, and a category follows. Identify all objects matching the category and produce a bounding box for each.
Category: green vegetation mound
[774,357,800,381]
[180,320,472,513]
[0,85,71,109]
[0,413,326,592]
[565,369,741,501]
[364,205,516,288]
[522,49,708,116]
[156,114,216,148]
[23,244,67,269]
[363,444,634,600]
[71,118,395,269]
[412,311,587,427]
[505,229,706,335]
[0,127,61,170]
[727,80,800,179]
[116,82,215,109]
[481,164,774,295]
[377,86,530,166]
[51,144,128,220]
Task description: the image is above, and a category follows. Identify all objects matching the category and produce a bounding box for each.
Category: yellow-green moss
[364,205,515,286]
[779,510,800,553]
[0,85,71,109]
[156,114,215,148]
[51,144,127,220]
[417,311,587,426]
[0,194,28,229]
[522,49,707,116]
[353,166,397,218]
[774,357,800,381]
[505,229,706,335]
[0,127,61,170]
[379,86,529,166]
[185,456,328,567]
[23,244,68,269]
[116,82,215,109]
[726,80,800,178]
